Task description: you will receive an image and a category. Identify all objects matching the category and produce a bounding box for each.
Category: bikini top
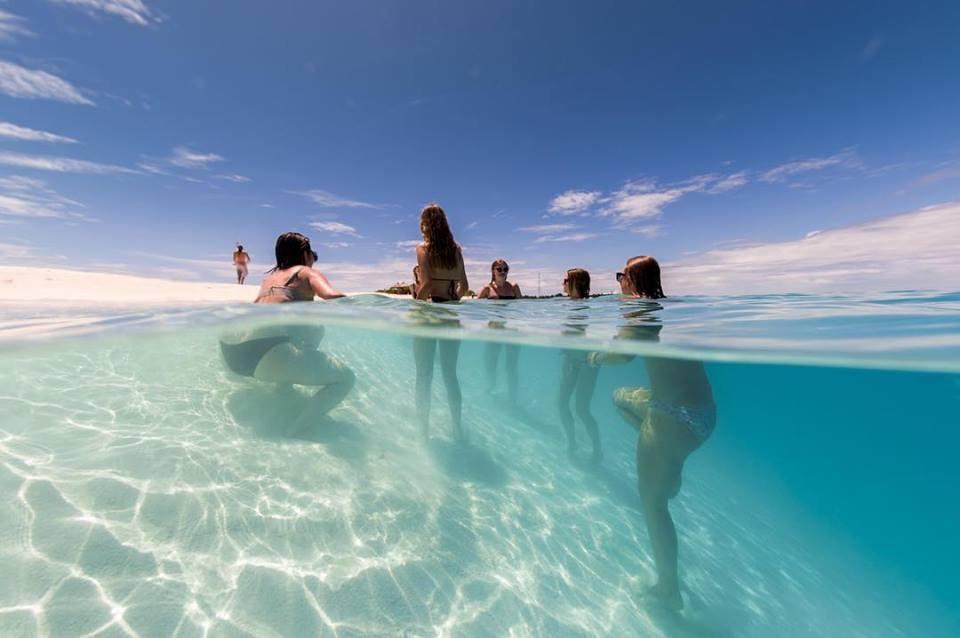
[256,268,313,302]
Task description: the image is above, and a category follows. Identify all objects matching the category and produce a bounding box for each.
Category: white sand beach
[0,266,257,306]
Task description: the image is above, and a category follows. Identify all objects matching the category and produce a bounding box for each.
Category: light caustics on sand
[0,295,957,637]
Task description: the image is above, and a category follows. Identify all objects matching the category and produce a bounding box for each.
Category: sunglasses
[616,272,625,282]
[495,267,509,273]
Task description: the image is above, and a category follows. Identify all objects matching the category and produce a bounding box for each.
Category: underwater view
[1,294,958,637]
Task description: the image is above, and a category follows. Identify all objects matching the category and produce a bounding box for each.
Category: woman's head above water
[273,232,318,271]
[419,203,459,269]
[564,268,591,299]
[490,259,510,284]
[618,255,665,299]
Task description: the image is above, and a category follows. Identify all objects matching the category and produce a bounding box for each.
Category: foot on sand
[642,581,683,611]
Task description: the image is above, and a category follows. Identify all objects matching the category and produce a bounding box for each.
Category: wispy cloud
[0,175,91,221]
[551,172,747,229]
[322,242,351,249]
[0,151,135,174]
[395,239,421,249]
[0,241,41,260]
[309,221,359,236]
[760,150,861,183]
[912,162,960,187]
[169,146,224,169]
[519,223,577,234]
[861,36,884,62]
[214,174,251,183]
[0,60,93,105]
[707,170,748,193]
[0,10,34,42]
[668,202,960,294]
[49,0,157,26]
[549,190,600,215]
[534,232,598,243]
[296,189,382,209]
[0,121,78,144]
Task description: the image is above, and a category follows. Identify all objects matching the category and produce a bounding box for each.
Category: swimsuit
[220,336,290,377]
[428,277,459,303]
[648,399,717,442]
[255,268,312,302]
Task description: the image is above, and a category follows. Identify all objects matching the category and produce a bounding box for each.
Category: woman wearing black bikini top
[412,204,468,442]
[479,259,522,402]
[478,260,521,299]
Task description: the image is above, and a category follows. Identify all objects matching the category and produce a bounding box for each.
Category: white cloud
[631,224,662,237]
[297,189,381,209]
[395,239,421,249]
[169,146,224,169]
[0,10,34,42]
[0,151,135,174]
[0,176,90,221]
[0,121,77,144]
[0,241,45,261]
[49,0,157,26]
[760,150,861,183]
[0,60,93,105]
[519,223,577,234]
[604,180,688,221]
[534,232,598,243]
[322,242,351,249]
[549,190,600,215]
[707,170,748,193]
[667,201,960,294]
[214,174,251,183]
[309,221,359,236]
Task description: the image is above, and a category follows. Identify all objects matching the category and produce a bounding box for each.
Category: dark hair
[419,203,459,269]
[565,268,590,299]
[490,259,509,283]
[236,244,244,251]
[273,232,314,270]
[624,255,665,299]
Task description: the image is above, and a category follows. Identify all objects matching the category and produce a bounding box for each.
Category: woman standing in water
[219,232,355,434]
[592,256,715,610]
[413,204,469,442]
[479,260,522,403]
[556,268,602,464]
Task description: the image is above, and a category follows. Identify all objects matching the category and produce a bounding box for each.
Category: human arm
[587,351,636,367]
[415,245,432,301]
[513,283,522,298]
[305,269,345,300]
[478,285,492,299]
[455,249,469,299]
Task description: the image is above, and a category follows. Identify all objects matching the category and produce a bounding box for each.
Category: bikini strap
[283,267,304,287]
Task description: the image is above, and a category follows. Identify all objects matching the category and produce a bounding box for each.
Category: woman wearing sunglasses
[592,255,715,610]
[556,268,602,464]
[478,260,523,402]
[219,232,354,435]
[478,259,522,299]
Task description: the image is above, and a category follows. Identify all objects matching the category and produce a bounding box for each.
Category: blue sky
[1,0,959,293]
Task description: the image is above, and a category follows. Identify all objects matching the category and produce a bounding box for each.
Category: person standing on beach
[233,244,251,284]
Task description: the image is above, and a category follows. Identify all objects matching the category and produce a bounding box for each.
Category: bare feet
[642,581,683,611]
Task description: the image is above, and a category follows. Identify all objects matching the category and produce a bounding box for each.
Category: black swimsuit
[220,336,290,377]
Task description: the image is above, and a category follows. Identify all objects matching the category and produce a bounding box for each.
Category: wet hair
[419,203,459,270]
[565,268,590,299]
[236,244,244,251]
[273,232,314,271]
[490,259,509,283]
[624,255,665,299]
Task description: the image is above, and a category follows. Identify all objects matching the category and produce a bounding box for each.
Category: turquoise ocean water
[0,293,958,637]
